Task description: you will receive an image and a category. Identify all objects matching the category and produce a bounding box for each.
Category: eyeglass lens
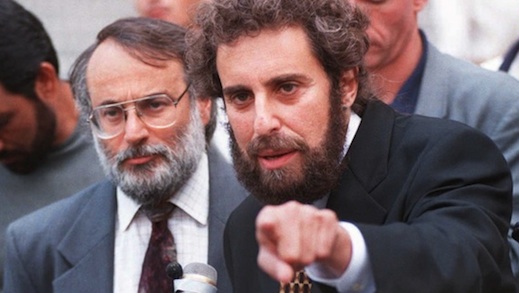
[91,95,178,138]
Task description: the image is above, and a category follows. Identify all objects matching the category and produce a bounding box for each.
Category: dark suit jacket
[224,101,516,293]
[4,143,246,293]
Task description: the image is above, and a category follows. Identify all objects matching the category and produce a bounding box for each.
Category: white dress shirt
[113,153,210,292]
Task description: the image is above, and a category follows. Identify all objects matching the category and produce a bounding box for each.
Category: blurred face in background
[134,0,204,27]
[349,0,426,71]
[0,83,56,174]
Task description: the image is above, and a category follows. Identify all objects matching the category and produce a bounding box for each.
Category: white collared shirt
[113,153,210,292]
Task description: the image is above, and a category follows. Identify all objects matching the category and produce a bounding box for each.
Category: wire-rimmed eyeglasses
[89,84,190,139]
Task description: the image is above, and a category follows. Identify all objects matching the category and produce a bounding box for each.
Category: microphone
[167,262,184,280]
[173,262,218,293]
[167,262,184,292]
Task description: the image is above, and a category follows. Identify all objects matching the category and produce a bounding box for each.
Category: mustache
[114,144,170,164]
[247,134,309,157]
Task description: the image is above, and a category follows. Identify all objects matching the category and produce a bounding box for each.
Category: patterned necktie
[138,202,176,293]
[280,270,312,293]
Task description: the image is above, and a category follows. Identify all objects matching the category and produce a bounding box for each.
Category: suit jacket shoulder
[416,41,519,125]
[4,181,117,293]
[336,102,515,292]
[416,42,519,166]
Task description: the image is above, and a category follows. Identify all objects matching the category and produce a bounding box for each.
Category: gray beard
[94,107,206,207]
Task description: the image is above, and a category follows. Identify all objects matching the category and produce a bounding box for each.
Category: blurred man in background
[134,0,203,27]
[0,1,103,289]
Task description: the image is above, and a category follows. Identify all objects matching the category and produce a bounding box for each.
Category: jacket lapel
[329,101,395,224]
[54,181,117,292]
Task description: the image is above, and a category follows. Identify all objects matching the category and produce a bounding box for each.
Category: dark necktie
[138,202,176,293]
[280,270,312,293]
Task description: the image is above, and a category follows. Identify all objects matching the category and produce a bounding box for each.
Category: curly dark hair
[185,0,375,115]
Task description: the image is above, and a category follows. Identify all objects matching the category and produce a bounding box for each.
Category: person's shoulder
[368,100,488,138]
[381,111,510,187]
[395,112,503,157]
[428,43,519,96]
[401,110,487,135]
[423,44,519,123]
[6,180,113,239]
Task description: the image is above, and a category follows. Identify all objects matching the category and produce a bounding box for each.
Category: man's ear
[196,97,213,126]
[340,68,358,108]
[34,62,60,102]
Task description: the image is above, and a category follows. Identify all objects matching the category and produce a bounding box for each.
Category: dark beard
[2,99,56,174]
[229,91,348,205]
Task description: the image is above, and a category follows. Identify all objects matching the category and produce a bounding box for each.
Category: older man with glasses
[3,17,246,293]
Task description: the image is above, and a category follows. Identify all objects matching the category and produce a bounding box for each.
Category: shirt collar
[117,152,210,231]
[391,30,428,114]
[344,111,361,157]
[172,153,209,226]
